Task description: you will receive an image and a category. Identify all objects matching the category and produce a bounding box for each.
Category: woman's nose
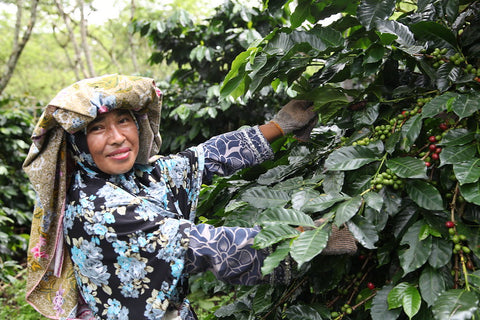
[106,125,125,144]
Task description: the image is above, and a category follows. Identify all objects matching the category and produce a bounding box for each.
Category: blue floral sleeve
[200,126,273,180]
[185,224,266,285]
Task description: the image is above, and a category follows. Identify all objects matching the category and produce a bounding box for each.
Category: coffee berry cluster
[429,48,480,76]
[446,221,471,255]
[371,169,404,191]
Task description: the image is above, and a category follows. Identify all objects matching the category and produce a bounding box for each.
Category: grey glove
[272,99,317,135]
[309,218,357,255]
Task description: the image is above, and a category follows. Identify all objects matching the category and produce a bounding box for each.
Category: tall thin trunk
[54,0,88,79]
[79,0,95,77]
[128,0,139,73]
[0,0,40,95]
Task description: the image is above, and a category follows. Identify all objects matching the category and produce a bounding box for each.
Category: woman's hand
[272,99,317,141]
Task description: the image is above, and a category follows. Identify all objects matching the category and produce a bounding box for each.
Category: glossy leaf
[453,159,480,185]
[410,21,458,48]
[432,289,479,320]
[421,92,458,118]
[439,144,477,167]
[386,157,427,179]
[325,141,383,171]
[400,114,422,151]
[334,195,363,226]
[399,220,432,274]
[260,240,290,275]
[371,285,402,320]
[388,283,421,319]
[291,227,330,267]
[419,265,446,306]
[451,92,480,119]
[459,181,480,206]
[284,305,323,320]
[240,187,290,209]
[405,180,444,210]
[295,191,351,213]
[258,207,315,227]
[357,0,395,31]
[347,215,378,249]
[428,238,452,268]
[254,224,299,248]
[376,20,418,52]
[440,128,475,146]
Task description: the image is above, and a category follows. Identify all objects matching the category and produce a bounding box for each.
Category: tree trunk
[128,0,139,73]
[78,0,96,77]
[54,0,88,80]
[0,0,40,95]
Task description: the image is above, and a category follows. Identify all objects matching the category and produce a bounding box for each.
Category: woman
[23,74,319,319]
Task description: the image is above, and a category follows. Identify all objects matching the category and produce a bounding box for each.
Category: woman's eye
[88,125,103,132]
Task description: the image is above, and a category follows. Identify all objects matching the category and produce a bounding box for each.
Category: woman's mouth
[107,148,131,160]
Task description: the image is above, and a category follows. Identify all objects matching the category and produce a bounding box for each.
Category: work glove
[299,218,357,255]
[271,99,317,141]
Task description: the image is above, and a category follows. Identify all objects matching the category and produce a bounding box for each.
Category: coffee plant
[140,0,480,318]
[0,97,35,281]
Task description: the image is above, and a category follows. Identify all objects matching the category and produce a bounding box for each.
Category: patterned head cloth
[23,74,162,319]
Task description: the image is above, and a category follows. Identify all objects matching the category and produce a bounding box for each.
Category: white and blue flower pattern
[64,126,273,319]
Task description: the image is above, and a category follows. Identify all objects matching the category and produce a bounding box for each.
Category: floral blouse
[63,126,273,320]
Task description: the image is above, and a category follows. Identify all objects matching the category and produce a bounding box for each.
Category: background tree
[0,0,40,95]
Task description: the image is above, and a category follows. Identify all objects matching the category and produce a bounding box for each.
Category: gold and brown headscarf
[23,74,162,319]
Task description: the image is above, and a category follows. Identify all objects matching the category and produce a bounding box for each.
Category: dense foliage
[0,97,35,281]
[141,0,480,319]
[134,1,288,153]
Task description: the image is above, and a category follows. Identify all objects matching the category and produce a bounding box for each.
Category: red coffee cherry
[445,221,455,228]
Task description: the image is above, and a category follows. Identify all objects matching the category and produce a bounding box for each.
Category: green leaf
[371,285,402,320]
[428,238,452,268]
[325,140,383,171]
[387,282,409,309]
[419,265,446,306]
[432,289,479,320]
[291,227,330,267]
[308,85,352,108]
[399,220,432,274]
[451,92,480,119]
[410,21,458,49]
[260,241,290,275]
[334,195,363,226]
[400,114,422,152]
[240,187,290,209]
[453,159,480,185]
[347,215,378,249]
[405,180,444,210]
[421,91,458,118]
[402,286,421,319]
[291,0,312,29]
[220,50,251,98]
[357,0,395,31]
[459,181,480,205]
[440,128,475,146]
[284,305,323,320]
[257,165,297,185]
[298,192,351,214]
[254,224,299,248]
[259,207,315,227]
[386,157,427,179]
[253,286,274,313]
[376,20,417,51]
[364,191,383,212]
[439,144,477,167]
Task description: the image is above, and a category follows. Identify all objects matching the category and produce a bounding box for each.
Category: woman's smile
[86,109,139,175]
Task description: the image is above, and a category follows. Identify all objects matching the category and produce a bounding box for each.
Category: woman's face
[86,109,139,175]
